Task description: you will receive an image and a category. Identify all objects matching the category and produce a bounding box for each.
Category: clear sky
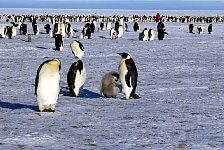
[1,0,224,10]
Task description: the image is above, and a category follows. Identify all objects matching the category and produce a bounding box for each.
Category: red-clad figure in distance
[155,13,161,22]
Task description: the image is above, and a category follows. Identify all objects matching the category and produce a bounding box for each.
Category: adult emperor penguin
[35,59,61,112]
[118,53,140,99]
[148,29,155,41]
[100,71,121,98]
[208,24,213,34]
[67,60,86,97]
[70,40,84,59]
[197,25,203,34]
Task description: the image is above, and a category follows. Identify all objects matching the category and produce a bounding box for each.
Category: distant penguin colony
[67,60,86,97]
[100,71,121,98]
[35,59,61,112]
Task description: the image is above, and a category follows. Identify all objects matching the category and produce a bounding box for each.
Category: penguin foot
[42,109,55,112]
[130,94,141,99]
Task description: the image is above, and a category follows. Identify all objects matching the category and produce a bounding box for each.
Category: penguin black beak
[117,53,122,56]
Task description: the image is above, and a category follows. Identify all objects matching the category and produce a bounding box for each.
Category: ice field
[0,9,224,149]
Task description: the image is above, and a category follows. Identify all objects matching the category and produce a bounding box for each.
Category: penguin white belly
[37,74,60,106]
[119,63,133,99]
[74,70,86,96]
[12,27,17,37]
[36,26,39,35]
[118,27,124,38]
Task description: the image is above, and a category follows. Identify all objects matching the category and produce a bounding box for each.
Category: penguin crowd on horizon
[0,13,219,112]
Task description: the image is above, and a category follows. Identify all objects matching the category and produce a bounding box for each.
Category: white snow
[0,8,224,149]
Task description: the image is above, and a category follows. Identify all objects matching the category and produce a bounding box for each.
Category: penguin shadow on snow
[36,46,48,50]
[99,36,110,39]
[60,86,102,99]
[0,101,38,111]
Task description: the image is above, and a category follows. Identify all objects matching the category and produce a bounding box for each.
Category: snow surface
[0,9,224,149]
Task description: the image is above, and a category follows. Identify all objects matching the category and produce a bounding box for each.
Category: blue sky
[1,0,224,10]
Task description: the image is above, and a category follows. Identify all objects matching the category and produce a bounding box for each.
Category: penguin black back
[67,60,84,96]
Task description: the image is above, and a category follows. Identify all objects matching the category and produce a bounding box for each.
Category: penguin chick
[100,71,121,98]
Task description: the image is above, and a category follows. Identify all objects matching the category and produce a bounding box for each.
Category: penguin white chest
[37,71,60,106]
[119,61,133,99]
[74,69,86,96]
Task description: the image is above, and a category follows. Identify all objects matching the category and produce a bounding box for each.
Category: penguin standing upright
[189,24,194,34]
[35,59,61,112]
[67,60,86,97]
[197,25,203,34]
[55,34,63,50]
[208,24,213,34]
[118,53,140,99]
[157,20,168,40]
[70,40,84,59]
[100,71,121,98]
[148,29,155,41]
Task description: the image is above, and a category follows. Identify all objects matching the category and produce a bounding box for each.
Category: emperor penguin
[208,24,213,34]
[67,60,86,97]
[35,59,61,112]
[117,53,140,99]
[117,25,124,38]
[197,25,203,34]
[189,24,194,34]
[100,71,121,98]
[110,27,118,40]
[70,40,84,59]
[11,22,18,37]
[148,29,155,41]
[133,22,140,32]
[139,28,149,41]
[55,34,64,51]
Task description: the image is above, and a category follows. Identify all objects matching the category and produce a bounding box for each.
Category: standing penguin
[118,53,140,99]
[197,25,203,34]
[67,60,86,97]
[35,59,61,112]
[148,29,155,41]
[157,20,168,40]
[189,24,194,34]
[100,71,121,98]
[55,34,63,51]
[208,24,213,34]
[70,40,84,59]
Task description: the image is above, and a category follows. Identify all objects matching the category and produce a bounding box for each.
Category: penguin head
[111,72,119,82]
[117,53,131,60]
[49,58,61,71]
[76,60,84,74]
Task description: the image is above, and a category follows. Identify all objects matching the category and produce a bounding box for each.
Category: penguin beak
[117,53,123,56]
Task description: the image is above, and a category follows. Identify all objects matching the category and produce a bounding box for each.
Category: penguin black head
[111,72,119,81]
[76,60,84,74]
[117,53,130,59]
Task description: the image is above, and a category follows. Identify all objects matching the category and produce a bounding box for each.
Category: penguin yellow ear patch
[127,55,131,59]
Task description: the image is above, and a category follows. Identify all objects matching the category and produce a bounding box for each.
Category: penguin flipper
[125,72,132,88]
